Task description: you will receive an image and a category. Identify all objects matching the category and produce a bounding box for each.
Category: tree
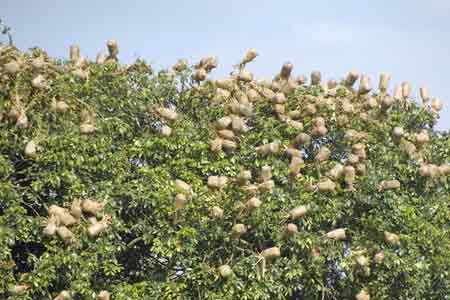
[0,44,449,300]
[0,18,13,46]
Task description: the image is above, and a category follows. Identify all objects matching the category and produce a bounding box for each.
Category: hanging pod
[316,178,336,192]
[242,48,258,65]
[210,206,224,219]
[9,284,29,296]
[261,165,272,182]
[210,138,223,153]
[296,74,306,85]
[401,81,411,98]
[156,107,178,121]
[280,62,293,79]
[160,125,172,137]
[419,87,430,105]
[256,140,280,155]
[218,265,233,279]
[87,215,111,239]
[393,86,402,101]
[258,180,275,193]
[431,98,443,112]
[231,115,248,133]
[327,163,344,180]
[106,39,119,60]
[172,58,188,72]
[247,88,259,102]
[55,290,72,300]
[378,73,390,93]
[347,154,359,166]
[231,224,247,239]
[32,74,47,89]
[216,116,232,129]
[51,99,69,113]
[215,78,235,91]
[294,133,311,146]
[236,169,252,185]
[174,179,192,195]
[175,194,187,210]
[81,199,104,215]
[378,180,401,192]
[246,197,261,211]
[193,68,207,81]
[69,45,80,62]
[373,250,384,264]
[355,255,368,266]
[345,70,359,88]
[314,146,331,163]
[48,205,77,226]
[97,290,111,300]
[207,176,228,189]
[289,205,309,220]
[272,92,286,104]
[355,288,370,300]
[4,60,21,74]
[24,140,39,159]
[217,129,234,140]
[43,215,58,237]
[289,156,303,176]
[222,139,237,152]
[381,95,394,111]
[438,164,450,176]
[284,223,298,237]
[358,75,372,95]
[310,70,321,85]
[56,226,74,244]
[261,247,281,260]
[392,127,404,139]
[70,199,82,219]
[57,210,78,227]
[415,129,430,147]
[326,228,346,240]
[16,109,28,129]
[288,110,301,119]
[237,70,253,82]
[384,231,400,246]
[80,123,96,134]
[285,147,303,158]
[344,165,356,191]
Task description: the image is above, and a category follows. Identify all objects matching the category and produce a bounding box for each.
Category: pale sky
[3,0,450,129]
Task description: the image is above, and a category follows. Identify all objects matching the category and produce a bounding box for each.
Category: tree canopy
[0,43,449,300]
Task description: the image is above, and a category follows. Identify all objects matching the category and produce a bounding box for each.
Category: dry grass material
[378,180,401,192]
[231,224,247,239]
[97,290,111,300]
[56,226,74,244]
[289,205,309,220]
[356,288,370,300]
[384,231,400,246]
[261,247,281,261]
[218,264,233,279]
[326,228,346,240]
[81,199,104,215]
[55,290,72,300]
[87,215,111,239]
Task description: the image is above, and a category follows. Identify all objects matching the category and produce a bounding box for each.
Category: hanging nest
[326,228,346,240]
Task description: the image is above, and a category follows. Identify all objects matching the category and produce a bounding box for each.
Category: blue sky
[3,0,450,129]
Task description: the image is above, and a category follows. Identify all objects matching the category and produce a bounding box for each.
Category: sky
[2,0,450,130]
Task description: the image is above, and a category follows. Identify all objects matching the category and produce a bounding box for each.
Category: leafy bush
[0,44,449,300]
